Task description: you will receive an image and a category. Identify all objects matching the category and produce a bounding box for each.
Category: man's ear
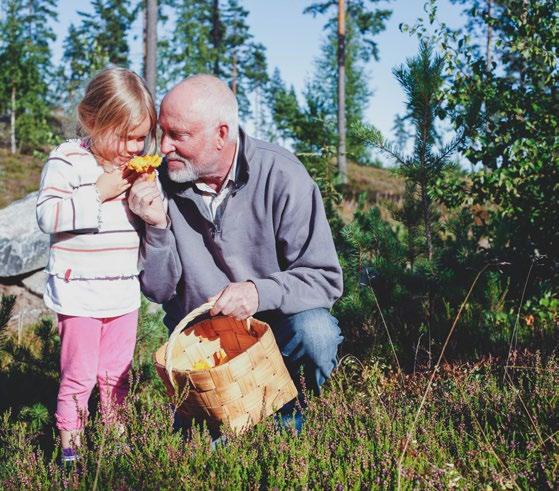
[217,124,229,150]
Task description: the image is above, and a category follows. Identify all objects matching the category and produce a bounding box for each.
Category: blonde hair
[77,67,157,160]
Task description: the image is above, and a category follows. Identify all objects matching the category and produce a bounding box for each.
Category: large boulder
[22,269,48,296]
[0,192,49,277]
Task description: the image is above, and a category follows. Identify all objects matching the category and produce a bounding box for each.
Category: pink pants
[55,310,138,431]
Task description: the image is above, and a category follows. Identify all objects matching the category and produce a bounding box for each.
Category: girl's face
[95,116,152,166]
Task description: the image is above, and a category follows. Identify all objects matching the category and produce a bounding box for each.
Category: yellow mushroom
[127,154,162,181]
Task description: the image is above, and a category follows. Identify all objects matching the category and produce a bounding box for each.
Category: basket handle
[244,317,254,335]
[164,300,255,388]
[165,300,215,388]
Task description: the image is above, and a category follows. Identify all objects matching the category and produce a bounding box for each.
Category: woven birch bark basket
[153,301,298,433]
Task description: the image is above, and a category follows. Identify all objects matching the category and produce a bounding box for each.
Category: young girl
[36,67,157,464]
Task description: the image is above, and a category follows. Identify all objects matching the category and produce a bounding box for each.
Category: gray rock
[22,269,48,297]
[0,192,50,277]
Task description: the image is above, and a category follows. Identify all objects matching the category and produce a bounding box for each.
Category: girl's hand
[96,167,135,202]
[128,174,167,227]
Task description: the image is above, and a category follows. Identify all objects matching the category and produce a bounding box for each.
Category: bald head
[159,74,240,187]
[162,74,239,141]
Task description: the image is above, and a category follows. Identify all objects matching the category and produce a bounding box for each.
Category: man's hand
[96,167,135,202]
[128,174,167,228]
[209,281,259,320]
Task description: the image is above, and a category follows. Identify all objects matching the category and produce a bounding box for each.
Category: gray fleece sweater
[140,128,343,329]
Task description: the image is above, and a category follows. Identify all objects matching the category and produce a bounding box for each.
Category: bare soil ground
[0,278,53,330]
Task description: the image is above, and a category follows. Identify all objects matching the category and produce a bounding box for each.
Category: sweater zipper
[212,190,237,239]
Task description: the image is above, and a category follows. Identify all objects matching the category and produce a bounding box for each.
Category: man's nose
[160,134,174,155]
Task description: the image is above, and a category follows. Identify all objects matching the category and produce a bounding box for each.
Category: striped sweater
[36,139,142,279]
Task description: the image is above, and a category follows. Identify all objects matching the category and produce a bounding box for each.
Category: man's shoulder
[249,136,301,166]
[245,135,312,184]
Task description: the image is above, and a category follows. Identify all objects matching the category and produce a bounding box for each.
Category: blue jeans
[256,308,344,404]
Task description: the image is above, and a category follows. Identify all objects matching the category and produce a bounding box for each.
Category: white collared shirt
[193,138,239,221]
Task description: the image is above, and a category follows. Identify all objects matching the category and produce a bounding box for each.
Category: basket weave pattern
[154,302,298,432]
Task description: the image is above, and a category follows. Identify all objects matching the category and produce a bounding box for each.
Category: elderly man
[129,74,343,425]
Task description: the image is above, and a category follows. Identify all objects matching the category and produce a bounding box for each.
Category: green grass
[0,149,44,208]
[0,302,557,490]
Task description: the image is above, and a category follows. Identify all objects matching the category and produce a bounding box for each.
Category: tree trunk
[10,84,16,154]
[421,182,434,368]
[142,0,147,78]
[211,0,221,76]
[145,0,158,97]
[253,88,260,139]
[231,49,237,95]
[337,0,347,184]
[421,184,433,262]
[486,0,492,70]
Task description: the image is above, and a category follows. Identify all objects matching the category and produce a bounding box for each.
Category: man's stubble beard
[166,153,200,183]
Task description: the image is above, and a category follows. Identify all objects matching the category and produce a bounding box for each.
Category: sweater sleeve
[249,177,343,314]
[36,156,101,234]
[139,222,182,304]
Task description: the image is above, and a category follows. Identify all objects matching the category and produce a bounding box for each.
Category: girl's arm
[36,157,101,234]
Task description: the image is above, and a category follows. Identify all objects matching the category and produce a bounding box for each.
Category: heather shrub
[0,349,557,489]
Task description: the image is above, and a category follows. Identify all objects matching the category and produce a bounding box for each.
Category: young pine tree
[0,0,58,153]
[157,0,214,90]
[266,68,334,156]
[79,0,137,67]
[359,42,461,262]
[159,0,268,121]
[58,0,137,107]
[220,0,269,120]
[353,41,462,363]
[56,24,88,106]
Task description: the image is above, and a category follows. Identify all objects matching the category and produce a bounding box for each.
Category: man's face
[159,103,220,183]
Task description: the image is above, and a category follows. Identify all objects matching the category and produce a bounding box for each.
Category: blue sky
[52,0,465,142]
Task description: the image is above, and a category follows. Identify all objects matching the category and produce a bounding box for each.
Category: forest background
[0,0,557,488]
